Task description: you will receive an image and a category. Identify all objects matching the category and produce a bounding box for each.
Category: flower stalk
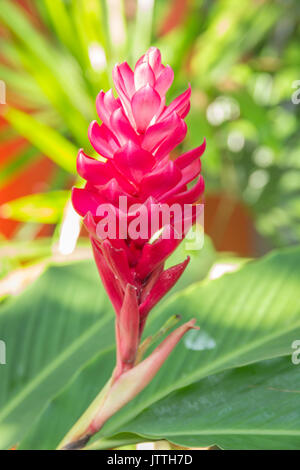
[58,319,198,450]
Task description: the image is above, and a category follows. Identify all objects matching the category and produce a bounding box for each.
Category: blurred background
[0,0,299,292]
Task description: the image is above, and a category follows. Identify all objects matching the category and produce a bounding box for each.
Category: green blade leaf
[0,63,46,108]
[132,0,154,61]
[105,0,127,62]
[0,0,93,143]
[40,0,77,56]
[0,191,69,223]
[0,146,41,189]
[3,107,77,174]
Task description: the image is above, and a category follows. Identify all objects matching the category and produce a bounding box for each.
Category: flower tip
[83,210,94,224]
[146,46,161,58]
[77,148,84,158]
[88,119,98,134]
[95,89,104,104]
[187,318,199,330]
[83,211,98,237]
[76,148,86,174]
[125,283,138,294]
[87,120,99,145]
[185,255,191,265]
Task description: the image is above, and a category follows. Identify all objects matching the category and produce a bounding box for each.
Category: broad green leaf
[3,107,77,174]
[1,247,300,449]
[0,261,115,449]
[111,357,300,450]
[0,191,69,224]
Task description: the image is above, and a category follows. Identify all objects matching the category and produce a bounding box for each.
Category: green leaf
[0,191,69,223]
[165,234,217,292]
[0,261,115,449]
[132,0,154,61]
[0,63,46,108]
[0,239,52,264]
[0,0,93,143]
[1,247,300,449]
[105,0,127,63]
[40,0,77,57]
[0,147,41,189]
[113,357,300,450]
[191,0,280,84]
[3,107,77,174]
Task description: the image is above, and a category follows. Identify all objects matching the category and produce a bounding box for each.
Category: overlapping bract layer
[72,47,205,376]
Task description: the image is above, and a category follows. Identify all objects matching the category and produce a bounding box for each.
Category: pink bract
[72,47,205,379]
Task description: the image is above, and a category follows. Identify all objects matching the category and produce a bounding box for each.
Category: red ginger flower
[59,47,205,450]
[72,47,205,381]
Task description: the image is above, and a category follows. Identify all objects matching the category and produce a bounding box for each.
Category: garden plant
[0,0,300,451]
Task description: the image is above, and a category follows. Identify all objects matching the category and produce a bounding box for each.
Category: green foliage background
[0,0,299,249]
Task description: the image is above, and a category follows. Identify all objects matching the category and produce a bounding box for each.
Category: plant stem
[57,377,112,450]
[57,317,197,450]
